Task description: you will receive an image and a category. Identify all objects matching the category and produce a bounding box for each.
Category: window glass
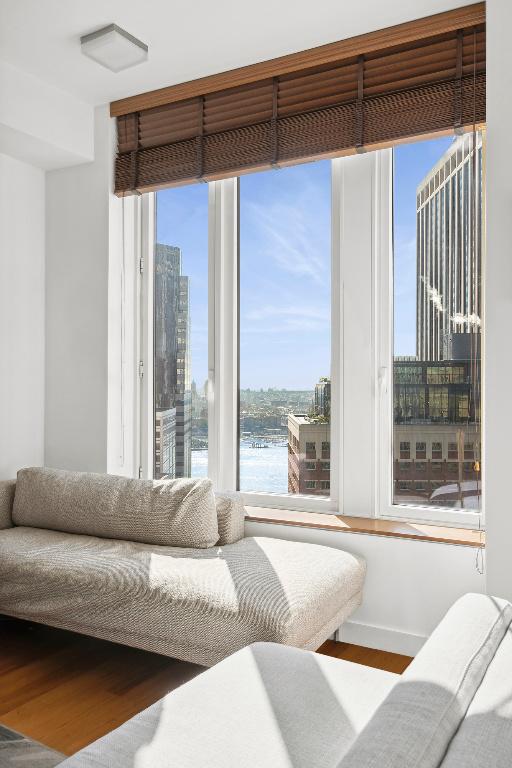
[238,160,331,496]
[393,133,483,510]
[154,185,209,479]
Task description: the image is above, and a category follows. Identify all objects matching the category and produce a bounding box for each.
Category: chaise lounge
[0,467,365,667]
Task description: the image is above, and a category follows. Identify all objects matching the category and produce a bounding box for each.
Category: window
[389,133,483,518]
[415,441,426,458]
[399,442,410,459]
[238,161,331,498]
[138,129,483,527]
[153,184,209,479]
[448,442,459,459]
[431,442,443,460]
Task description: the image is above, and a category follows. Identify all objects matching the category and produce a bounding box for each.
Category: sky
[156,134,455,390]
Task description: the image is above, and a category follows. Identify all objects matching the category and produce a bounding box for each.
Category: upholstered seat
[0,526,365,667]
[58,642,398,768]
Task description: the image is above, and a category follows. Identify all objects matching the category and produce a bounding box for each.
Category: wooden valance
[112,3,485,196]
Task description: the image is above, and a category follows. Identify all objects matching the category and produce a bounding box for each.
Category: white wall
[246,519,485,655]
[45,105,112,473]
[484,0,512,602]
[0,61,94,170]
[0,153,45,479]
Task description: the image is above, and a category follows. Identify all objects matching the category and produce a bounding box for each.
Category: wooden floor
[0,617,412,756]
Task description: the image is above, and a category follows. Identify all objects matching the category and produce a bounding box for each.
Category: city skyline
[157,135,456,394]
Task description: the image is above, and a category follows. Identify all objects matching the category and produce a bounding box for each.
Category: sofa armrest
[0,480,16,529]
[215,491,246,545]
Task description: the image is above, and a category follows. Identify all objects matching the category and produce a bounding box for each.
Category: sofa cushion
[0,527,365,667]
[0,480,15,529]
[12,467,219,549]
[338,593,512,768]
[214,491,245,545]
[57,642,397,768]
[440,620,512,768]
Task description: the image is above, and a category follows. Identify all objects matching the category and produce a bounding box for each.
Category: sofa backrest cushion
[215,491,245,545]
[338,593,512,768]
[440,621,512,767]
[0,480,15,529]
[13,467,219,549]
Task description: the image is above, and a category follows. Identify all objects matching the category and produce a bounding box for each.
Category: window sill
[245,507,485,547]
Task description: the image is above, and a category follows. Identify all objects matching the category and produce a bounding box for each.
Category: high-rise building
[155,408,177,478]
[287,414,330,496]
[405,132,483,507]
[288,375,332,496]
[416,132,483,361]
[393,357,481,503]
[314,377,331,417]
[154,244,191,479]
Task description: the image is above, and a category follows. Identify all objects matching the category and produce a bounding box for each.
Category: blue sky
[156,135,454,389]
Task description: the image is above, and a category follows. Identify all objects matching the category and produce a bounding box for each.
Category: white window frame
[135,145,483,529]
[375,145,484,529]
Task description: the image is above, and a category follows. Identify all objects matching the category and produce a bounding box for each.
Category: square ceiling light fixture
[81,24,148,72]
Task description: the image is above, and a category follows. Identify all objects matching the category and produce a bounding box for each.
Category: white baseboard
[337,620,427,657]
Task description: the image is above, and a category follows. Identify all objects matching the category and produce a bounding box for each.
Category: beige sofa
[0,467,365,667]
[59,592,512,768]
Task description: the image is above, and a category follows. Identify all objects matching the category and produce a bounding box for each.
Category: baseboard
[337,620,427,657]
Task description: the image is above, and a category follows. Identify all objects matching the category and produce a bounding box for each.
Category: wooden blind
[113,4,485,196]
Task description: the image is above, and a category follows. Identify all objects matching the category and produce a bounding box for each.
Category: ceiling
[0,0,466,106]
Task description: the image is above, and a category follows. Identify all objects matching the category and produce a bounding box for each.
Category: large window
[137,131,484,527]
[154,185,209,480]
[238,161,331,498]
[391,132,483,515]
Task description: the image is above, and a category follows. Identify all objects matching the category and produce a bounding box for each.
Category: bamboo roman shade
[112,4,485,196]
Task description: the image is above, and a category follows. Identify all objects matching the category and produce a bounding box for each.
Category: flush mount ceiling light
[81,24,148,72]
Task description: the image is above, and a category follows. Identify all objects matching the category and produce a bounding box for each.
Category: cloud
[245,197,328,284]
[242,303,330,335]
[451,312,481,328]
[245,305,328,322]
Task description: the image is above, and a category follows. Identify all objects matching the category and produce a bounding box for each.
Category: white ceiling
[0,0,466,106]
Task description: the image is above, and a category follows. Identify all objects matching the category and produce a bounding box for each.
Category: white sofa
[57,592,512,768]
[0,467,365,667]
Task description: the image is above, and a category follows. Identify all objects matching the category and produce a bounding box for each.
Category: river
[191,442,288,493]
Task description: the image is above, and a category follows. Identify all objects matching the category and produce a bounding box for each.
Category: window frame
[375,141,484,528]
[136,141,483,529]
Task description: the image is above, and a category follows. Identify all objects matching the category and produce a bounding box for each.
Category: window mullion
[209,178,238,492]
[330,159,343,513]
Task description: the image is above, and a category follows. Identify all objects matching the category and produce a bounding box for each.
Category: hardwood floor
[316,639,412,674]
[0,617,412,756]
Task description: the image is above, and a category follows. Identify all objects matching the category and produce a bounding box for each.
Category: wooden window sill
[245,507,485,547]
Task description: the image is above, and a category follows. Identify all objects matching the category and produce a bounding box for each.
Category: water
[191,442,288,493]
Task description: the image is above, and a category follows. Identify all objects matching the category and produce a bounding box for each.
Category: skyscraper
[154,244,191,479]
[416,132,483,361]
[314,377,331,417]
